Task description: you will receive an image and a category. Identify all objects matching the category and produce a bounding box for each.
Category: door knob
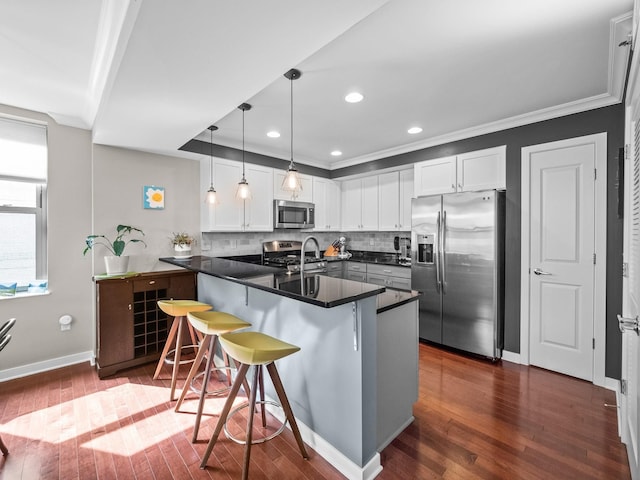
[533,268,552,275]
[618,314,640,335]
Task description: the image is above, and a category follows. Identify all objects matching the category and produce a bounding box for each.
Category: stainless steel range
[262,240,327,273]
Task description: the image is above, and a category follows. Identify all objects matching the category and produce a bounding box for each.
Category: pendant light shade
[282,68,302,197]
[205,125,218,205]
[236,103,252,200]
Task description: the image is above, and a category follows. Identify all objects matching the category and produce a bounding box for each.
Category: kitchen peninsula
[160,255,418,480]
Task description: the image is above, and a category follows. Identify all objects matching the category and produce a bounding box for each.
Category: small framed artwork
[143,185,165,209]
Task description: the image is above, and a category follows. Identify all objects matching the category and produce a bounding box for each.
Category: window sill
[0,290,50,300]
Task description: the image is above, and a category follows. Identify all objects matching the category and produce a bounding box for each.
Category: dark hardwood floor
[0,343,631,479]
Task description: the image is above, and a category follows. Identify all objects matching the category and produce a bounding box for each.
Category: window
[0,117,47,292]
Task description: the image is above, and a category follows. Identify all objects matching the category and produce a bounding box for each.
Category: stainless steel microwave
[273,200,315,229]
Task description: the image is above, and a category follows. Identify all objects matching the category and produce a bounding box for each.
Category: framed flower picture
[143,186,165,209]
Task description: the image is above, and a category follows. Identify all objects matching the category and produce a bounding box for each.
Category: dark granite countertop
[326,250,412,267]
[160,256,387,309]
[376,288,420,314]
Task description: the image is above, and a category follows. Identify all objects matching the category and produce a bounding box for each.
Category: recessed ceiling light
[267,131,280,138]
[344,92,364,103]
[331,150,342,157]
[408,127,423,134]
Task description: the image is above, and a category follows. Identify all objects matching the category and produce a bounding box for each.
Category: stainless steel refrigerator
[411,190,505,359]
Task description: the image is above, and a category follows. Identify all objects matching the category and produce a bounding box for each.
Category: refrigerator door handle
[435,211,441,293]
[441,210,447,294]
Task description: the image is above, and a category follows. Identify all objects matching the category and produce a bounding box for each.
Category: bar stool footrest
[224,400,286,445]
[165,345,199,365]
[190,370,233,397]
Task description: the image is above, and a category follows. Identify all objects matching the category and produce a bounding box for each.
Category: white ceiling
[0,0,633,170]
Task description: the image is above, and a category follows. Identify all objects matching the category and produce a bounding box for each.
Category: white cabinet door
[244,164,273,231]
[457,145,506,191]
[378,172,400,231]
[204,158,244,231]
[413,156,457,197]
[361,176,379,230]
[273,170,313,202]
[341,178,363,230]
[326,180,341,231]
[399,169,413,230]
[313,177,341,231]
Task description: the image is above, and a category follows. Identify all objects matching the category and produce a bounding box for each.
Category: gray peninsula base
[196,273,418,480]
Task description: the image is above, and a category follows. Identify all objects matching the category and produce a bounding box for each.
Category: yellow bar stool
[153,300,211,401]
[200,331,309,479]
[175,311,252,442]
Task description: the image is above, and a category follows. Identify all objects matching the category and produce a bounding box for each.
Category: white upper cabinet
[201,157,244,231]
[378,172,400,231]
[413,145,505,197]
[341,176,379,231]
[456,146,506,192]
[273,170,313,202]
[243,163,274,231]
[378,170,414,231]
[399,169,413,230]
[414,156,457,197]
[312,177,341,231]
[201,158,273,232]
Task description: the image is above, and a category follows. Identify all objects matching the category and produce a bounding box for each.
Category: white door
[525,136,599,381]
[621,109,640,479]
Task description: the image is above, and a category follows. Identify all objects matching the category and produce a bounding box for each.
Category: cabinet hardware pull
[128,304,132,310]
[149,280,155,285]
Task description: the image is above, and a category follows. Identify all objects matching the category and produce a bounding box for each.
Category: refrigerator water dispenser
[416,234,434,264]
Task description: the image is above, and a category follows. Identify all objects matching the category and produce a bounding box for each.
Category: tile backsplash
[201,230,411,256]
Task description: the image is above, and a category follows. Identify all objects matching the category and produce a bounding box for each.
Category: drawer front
[326,262,344,273]
[366,263,411,279]
[345,271,367,282]
[389,277,411,290]
[133,277,170,292]
[346,262,366,273]
[365,273,387,287]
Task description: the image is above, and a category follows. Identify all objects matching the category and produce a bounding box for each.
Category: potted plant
[83,225,147,275]
[171,232,193,258]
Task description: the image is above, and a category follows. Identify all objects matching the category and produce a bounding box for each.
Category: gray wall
[0,104,94,374]
[185,104,625,378]
[92,144,202,273]
[332,104,625,379]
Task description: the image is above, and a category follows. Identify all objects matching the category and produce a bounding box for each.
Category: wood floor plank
[0,342,632,479]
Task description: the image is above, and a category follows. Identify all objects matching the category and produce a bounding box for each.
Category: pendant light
[236,103,251,200]
[204,125,218,205]
[282,68,302,197]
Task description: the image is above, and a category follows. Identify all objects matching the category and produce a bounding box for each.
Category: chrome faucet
[301,235,320,272]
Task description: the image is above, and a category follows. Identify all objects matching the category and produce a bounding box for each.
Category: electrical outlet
[231,239,237,249]
[369,239,375,246]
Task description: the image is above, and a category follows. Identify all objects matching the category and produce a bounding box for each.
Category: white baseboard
[266,401,383,480]
[0,351,94,382]
[501,350,521,364]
